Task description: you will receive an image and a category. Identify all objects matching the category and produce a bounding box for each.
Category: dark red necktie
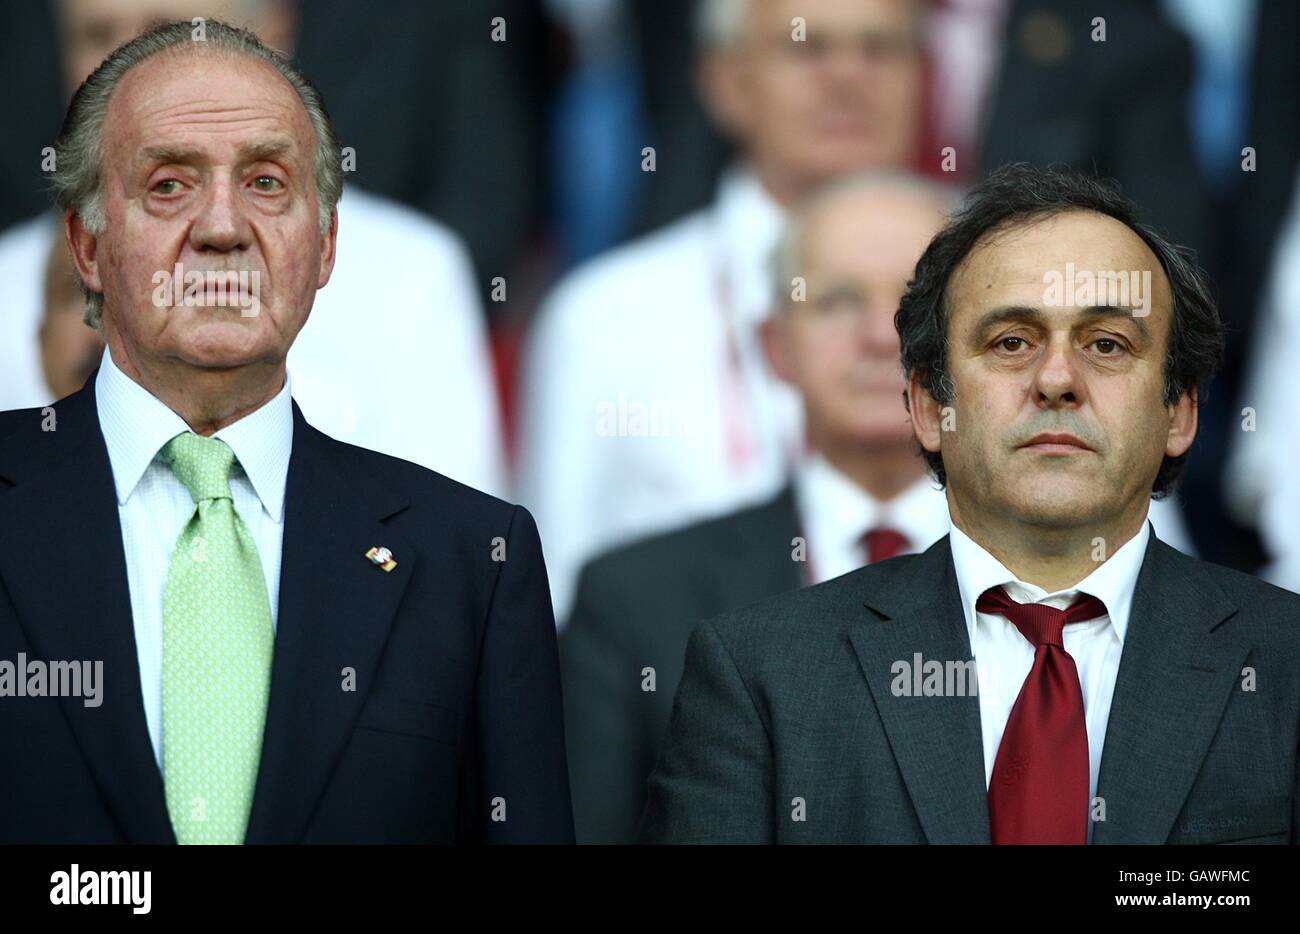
[862,527,910,564]
[976,585,1108,844]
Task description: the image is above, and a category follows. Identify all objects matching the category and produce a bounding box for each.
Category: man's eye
[252,176,283,191]
[1093,338,1124,354]
[996,336,1027,351]
[153,179,181,195]
[813,289,862,314]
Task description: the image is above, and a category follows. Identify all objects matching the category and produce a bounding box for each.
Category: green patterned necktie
[159,431,274,845]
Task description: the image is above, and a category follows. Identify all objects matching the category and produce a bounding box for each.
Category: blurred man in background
[518,0,929,624]
[39,235,105,399]
[0,0,506,495]
[561,173,953,842]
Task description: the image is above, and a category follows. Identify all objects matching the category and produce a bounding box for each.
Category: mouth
[1019,432,1093,455]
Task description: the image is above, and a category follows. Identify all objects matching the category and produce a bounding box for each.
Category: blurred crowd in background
[2,0,1299,842]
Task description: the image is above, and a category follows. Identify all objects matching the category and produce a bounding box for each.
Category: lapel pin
[365,546,397,572]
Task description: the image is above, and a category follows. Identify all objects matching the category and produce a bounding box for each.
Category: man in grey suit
[641,162,1300,844]
[562,174,953,842]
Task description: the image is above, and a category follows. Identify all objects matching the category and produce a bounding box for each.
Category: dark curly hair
[895,162,1223,498]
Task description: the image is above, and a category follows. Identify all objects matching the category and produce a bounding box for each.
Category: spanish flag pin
[365,546,397,572]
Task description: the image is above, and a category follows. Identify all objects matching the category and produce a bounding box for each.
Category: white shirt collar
[794,451,951,557]
[94,346,294,521]
[949,514,1152,649]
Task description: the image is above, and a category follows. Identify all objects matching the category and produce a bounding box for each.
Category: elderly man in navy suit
[0,20,572,844]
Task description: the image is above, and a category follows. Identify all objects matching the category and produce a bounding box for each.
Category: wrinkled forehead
[102,46,313,169]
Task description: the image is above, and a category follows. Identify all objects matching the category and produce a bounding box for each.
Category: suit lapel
[846,537,991,843]
[0,380,175,843]
[1092,534,1246,843]
[243,403,415,843]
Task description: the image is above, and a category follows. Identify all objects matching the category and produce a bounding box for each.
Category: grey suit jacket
[641,529,1300,843]
[561,486,803,843]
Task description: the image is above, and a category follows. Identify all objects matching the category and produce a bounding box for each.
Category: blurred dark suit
[292,0,545,306]
[0,1,62,230]
[980,0,1211,265]
[560,486,801,843]
[1227,0,1300,388]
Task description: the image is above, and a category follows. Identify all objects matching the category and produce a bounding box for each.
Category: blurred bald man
[39,233,105,400]
[560,173,952,843]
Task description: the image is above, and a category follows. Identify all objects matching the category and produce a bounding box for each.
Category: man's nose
[1034,338,1083,406]
[188,176,253,251]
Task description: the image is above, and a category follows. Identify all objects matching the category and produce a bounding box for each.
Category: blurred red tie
[862,527,910,564]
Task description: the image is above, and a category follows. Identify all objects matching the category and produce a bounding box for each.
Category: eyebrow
[971,304,1151,344]
[140,139,295,167]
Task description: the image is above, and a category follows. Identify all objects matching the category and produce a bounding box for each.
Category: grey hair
[694,0,750,48]
[770,170,963,312]
[51,18,343,329]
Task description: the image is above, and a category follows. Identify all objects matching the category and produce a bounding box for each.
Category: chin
[855,422,915,446]
[1006,484,1100,529]
[174,321,273,369]
[807,144,882,178]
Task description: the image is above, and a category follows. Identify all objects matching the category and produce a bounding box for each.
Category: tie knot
[160,432,236,504]
[975,585,1107,648]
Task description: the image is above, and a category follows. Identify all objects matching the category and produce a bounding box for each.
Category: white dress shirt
[517,164,801,624]
[793,452,951,583]
[949,516,1151,843]
[96,346,292,773]
[0,185,505,496]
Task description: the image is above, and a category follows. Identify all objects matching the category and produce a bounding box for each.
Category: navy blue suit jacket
[0,376,574,843]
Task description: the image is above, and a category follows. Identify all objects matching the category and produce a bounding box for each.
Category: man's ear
[1165,385,1198,458]
[906,369,944,456]
[64,210,102,299]
[317,206,339,290]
